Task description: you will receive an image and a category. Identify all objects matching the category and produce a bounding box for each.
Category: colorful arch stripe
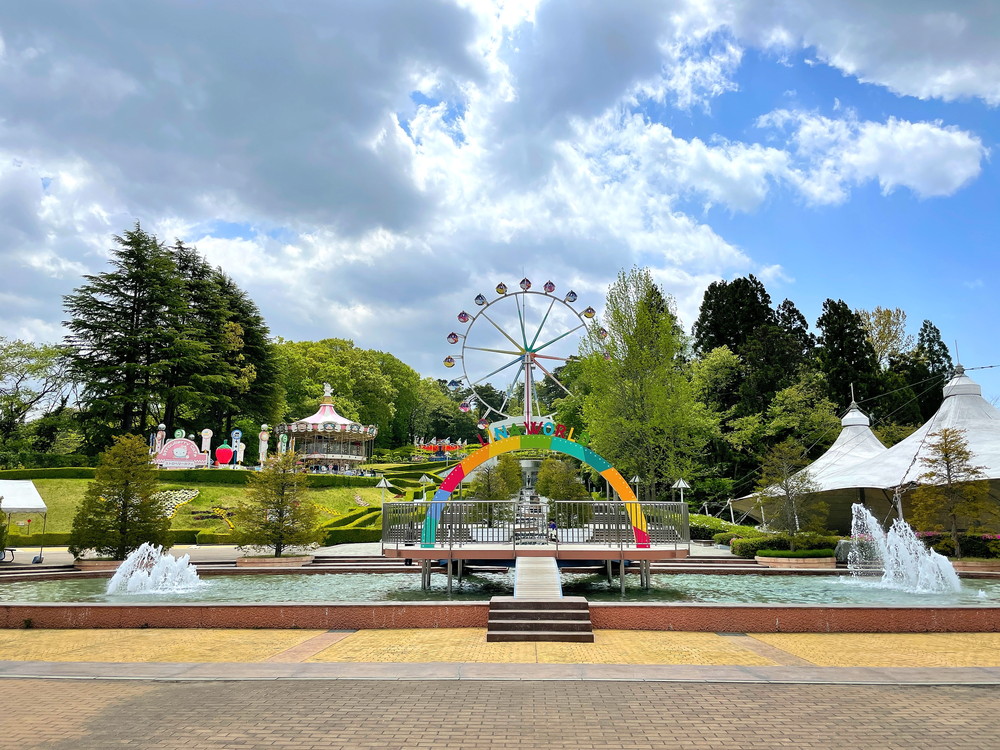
[421,435,650,548]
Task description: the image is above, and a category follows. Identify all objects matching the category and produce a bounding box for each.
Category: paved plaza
[0,628,999,748]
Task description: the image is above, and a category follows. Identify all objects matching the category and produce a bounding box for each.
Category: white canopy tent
[1,480,48,560]
[0,480,48,514]
[737,367,1000,531]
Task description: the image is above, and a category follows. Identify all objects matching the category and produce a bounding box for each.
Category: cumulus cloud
[719,0,1000,105]
[758,110,987,203]
[0,0,993,377]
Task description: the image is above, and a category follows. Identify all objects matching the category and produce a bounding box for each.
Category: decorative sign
[173,428,185,439]
[215,441,234,465]
[490,420,590,446]
[200,428,213,452]
[154,438,210,470]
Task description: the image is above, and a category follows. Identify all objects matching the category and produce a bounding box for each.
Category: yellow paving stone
[537,631,777,666]
[751,633,1000,668]
[0,629,326,662]
[307,628,538,663]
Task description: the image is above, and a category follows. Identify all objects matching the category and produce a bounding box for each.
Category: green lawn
[24,479,388,534]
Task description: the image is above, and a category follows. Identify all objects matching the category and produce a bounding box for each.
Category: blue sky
[0,0,998,402]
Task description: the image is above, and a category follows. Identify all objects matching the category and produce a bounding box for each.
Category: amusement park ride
[442,277,605,430]
[383,278,692,604]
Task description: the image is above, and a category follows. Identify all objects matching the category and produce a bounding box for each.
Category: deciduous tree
[910,427,996,558]
[754,439,827,540]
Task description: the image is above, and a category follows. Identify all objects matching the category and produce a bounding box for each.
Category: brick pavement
[1,678,998,749]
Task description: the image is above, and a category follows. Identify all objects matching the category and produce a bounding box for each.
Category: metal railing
[381,500,689,552]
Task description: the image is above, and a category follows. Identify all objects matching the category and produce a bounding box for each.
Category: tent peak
[841,401,871,428]
[943,367,981,399]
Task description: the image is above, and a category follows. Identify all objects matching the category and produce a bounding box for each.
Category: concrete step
[490,608,590,620]
[489,596,588,610]
[488,618,592,632]
[487,631,595,643]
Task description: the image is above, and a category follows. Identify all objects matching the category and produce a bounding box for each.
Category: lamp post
[375,477,392,505]
[629,475,640,502]
[671,478,690,507]
[419,474,434,503]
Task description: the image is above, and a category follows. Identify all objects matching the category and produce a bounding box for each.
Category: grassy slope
[25,479,387,534]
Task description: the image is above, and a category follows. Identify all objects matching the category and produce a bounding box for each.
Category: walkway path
[514,556,563,597]
[2,678,998,749]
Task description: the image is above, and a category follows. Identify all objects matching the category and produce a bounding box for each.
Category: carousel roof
[292,399,357,428]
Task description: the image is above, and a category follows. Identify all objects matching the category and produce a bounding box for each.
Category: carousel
[274,384,378,473]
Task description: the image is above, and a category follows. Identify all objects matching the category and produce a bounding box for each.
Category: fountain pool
[0,570,997,605]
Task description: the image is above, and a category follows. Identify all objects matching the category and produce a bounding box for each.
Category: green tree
[535,457,589,500]
[470,454,522,501]
[64,224,189,447]
[68,435,171,559]
[231,451,324,556]
[857,306,914,368]
[0,339,71,446]
[580,267,717,497]
[910,428,996,558]
[815,299,880,408]
[692,275,774,355]
[754,439,827,541]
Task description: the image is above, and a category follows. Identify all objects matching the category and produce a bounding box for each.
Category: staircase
[487,596,594,643]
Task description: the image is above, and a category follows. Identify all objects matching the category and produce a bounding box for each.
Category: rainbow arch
[421,434,650,548]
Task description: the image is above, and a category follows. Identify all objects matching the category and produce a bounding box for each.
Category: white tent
[738,367,1000,530]
[0,480,48,514]
[798,401,888,488]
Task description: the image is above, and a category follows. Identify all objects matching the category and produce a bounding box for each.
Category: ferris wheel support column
[523,353,533,425]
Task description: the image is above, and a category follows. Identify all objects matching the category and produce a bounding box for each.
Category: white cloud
[720,0,1000,105]
[758,110,987,203]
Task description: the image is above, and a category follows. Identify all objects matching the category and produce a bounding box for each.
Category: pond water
[1,571,999,606]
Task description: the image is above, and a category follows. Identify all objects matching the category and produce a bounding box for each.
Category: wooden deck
[513,557,563,598]
[382,543,690,561]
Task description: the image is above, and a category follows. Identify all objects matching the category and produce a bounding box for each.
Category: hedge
[167,529,199,545]
[730,534,842,558]
[712,531,763,546]
[0,467,96,480]
[688,514,760,541]
[6,532,72,547]
[919,532,1000,559]
[196,531,233,545]
[0,452,94,470]
[756,548,836,558]
[0,466,379,487]
[323,527,383,545]
[731,535,792,558]
[324,508,381,528]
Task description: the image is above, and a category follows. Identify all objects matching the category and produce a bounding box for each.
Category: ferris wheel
[443,278,606,426]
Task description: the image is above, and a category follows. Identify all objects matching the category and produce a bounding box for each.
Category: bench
[1,548,16,562]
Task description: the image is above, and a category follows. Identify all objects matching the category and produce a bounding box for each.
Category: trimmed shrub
[195,531,233,545]
[0,452,94,470]
[712,531,760,545]
[324,508,381,528]
[0,467,96,480]
[731,535,792,558]
[689,514,760,541]
[167,529,199,545]
[6,532,73,546]
[756,548,836,558]
[323,527,382,545]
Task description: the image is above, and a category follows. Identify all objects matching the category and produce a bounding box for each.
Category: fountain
[847,504,961,594]
[105,542,204,595]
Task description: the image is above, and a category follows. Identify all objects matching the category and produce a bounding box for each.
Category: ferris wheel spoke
[470,354,523,386]
[527,297,556,350]
[533,359,572,396]
[465,345,523,356]
[533,354,569,362]
[533,323,585,354]
[514,294,529,348]
[480,312,525,353]
[499,361,525,414]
